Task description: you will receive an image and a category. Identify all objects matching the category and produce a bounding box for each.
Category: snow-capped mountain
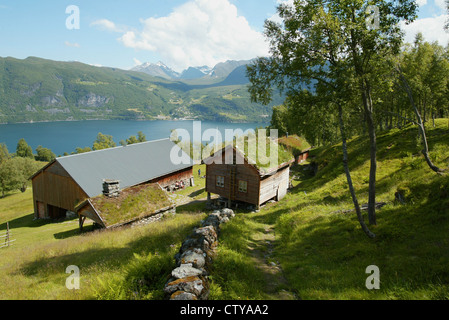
[131,60,251,81]
[131,61,181,80]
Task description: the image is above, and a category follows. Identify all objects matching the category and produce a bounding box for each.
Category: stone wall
[163,208,235,300]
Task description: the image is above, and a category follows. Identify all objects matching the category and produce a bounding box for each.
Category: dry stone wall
[164,208,235,300]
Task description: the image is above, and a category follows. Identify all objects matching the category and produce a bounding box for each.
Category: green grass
[2,120,449,300]
[209,119,449,300]
[0,188,205,299]
[91,184,172,227]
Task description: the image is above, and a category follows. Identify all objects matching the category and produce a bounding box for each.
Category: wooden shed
[204,145,294,209]
[31,138,193,220]
[76,183,175,230]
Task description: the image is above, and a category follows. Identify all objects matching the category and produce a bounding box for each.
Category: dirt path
[247,223,299,300]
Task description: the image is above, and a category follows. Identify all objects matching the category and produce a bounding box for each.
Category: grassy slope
[209,119,449,300]
[0,180,206,299]
[0,57,278,123]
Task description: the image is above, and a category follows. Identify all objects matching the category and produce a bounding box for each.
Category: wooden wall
[259,166,290,205]
[206,162,260,206]
[150,166,193,189]
[32,161,88,219]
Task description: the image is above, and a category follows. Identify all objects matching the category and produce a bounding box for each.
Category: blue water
[0,120,268,156]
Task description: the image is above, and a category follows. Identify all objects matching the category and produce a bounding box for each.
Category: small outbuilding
[204,144,294,209]
[76,182,175,230]
[31,138,193,220]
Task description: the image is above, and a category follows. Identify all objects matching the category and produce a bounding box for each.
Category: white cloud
[90,19,124,33]
[268,0,295,24]
[116,0,269,71]
[133,58,143,66]
[65,41,80,48]
[434,0,447,11]
[401,14,449,46]
[417,0,428,7]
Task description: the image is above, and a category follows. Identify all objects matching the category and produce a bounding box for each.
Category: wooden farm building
[76,183,176,230]
[31,138,193,223]
[204,144,294,209]
[277,135,311,165]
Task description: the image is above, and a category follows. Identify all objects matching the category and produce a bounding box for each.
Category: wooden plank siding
[32,161,88,219]
[150,166,193,189]
[205,146,291,207]
[259,166,290,204]
[205,162,260,206]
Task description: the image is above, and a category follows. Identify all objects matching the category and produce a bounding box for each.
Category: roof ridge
[56,137,172,161]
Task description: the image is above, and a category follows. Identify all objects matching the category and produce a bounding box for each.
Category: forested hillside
[0,57,282,124]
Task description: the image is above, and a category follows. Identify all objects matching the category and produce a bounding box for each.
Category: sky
[0,0,448,72]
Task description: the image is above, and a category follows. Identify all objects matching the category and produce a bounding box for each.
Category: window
[238,180,248,193]
[216,176,225,188]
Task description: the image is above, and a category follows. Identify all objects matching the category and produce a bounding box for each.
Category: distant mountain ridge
[131,59,252,81]
[0,56,282,124]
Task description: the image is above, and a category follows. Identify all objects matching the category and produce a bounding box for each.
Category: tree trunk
[361,79,377,225]
[397,67,445,174]
[338,104,376,238]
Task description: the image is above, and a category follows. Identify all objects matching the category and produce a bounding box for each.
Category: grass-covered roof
[88,183,173,228]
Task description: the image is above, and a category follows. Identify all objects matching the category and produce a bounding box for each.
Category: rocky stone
[202,215,221,229]
[172,263,203,279]
[164,276,205,297]
[170,291,198,300]
[193,226,218,246]
[221,208,235,218]
[179,250,206,269]
[164,208,235,300]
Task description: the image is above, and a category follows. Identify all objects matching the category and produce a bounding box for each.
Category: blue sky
[0,0,447,72]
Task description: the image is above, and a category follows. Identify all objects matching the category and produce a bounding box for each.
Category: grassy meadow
[208,120,449,300]
[1,121,448,300]
[0,188,205,300]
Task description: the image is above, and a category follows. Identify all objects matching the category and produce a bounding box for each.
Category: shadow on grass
[188,188,206,198]
[0,213,78,231]
[18,216,202,280]
[272,190,449,299]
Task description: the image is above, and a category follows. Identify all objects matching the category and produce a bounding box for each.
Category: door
[37,201,46,219]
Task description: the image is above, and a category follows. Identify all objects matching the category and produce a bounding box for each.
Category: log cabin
[204,144,294,209]
[31,138,193,220]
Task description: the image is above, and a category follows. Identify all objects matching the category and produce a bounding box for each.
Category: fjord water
[0,120,268,156]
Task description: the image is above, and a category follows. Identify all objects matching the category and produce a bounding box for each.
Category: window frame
[238,180,248,193]
[216,175,225,188]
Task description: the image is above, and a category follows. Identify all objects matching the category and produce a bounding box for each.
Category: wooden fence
[0,222,15,249]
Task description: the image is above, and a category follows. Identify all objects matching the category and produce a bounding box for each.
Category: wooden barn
[204,144,294,209]
[277,135,311,164]
[31,138,193,220]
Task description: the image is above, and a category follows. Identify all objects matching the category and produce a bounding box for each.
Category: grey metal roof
[56,138,192,198]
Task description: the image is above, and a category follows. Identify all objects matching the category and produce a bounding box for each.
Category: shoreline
[0,118,269,126]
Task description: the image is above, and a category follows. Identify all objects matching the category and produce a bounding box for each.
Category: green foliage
[92,132,116,151]
[16,138,33,159]
[121,131,147,146]
[93,251,176,300]
[209,121,449,300]
[0,56,280,124]
[0,157,42,197]
[74,146,92,154]
[0,143,10,164]
[35,145,56,162]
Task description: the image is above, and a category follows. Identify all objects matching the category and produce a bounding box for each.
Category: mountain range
[0,56,283,124]
[131,60,251,81]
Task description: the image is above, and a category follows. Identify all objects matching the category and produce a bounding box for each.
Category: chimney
[103,179,121,198]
